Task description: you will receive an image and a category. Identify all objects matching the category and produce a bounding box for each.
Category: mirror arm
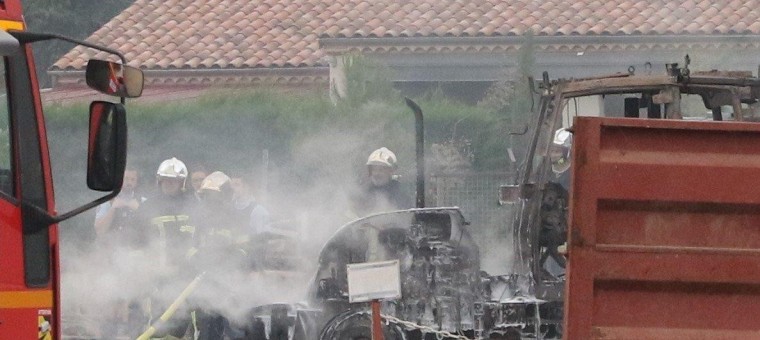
[9,31,129,104]
[8,31,126,65]
[23,188,121,225]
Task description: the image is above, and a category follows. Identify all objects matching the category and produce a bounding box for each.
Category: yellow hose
[135,272,205,340]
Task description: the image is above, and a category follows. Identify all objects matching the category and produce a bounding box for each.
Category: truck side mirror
[85,59,144,98]
[87,101,127,192]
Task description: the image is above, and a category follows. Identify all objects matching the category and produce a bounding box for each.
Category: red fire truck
[0,2,143,339]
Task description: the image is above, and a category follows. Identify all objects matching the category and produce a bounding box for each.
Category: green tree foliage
[42,55,511,246]
[337,53,400,108]
[479,32,538,171]
[23,0,134,87]
[44,88,503,196]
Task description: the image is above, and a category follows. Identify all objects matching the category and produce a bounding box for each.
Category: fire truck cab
[0,2,143,339]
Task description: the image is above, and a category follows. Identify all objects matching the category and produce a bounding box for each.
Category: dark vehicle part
[246,303,324,340]
[7,31,143,223]
[404,97,425,208]
[310,208,480,338]
[24,100,129,226]
[9,33,144,226]
[319,310,407,340]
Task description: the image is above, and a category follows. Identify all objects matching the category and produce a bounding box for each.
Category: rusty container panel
[565,117,760,339]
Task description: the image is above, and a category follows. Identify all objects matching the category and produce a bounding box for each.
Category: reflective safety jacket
[190,203,252,270]
[137,192,197,267]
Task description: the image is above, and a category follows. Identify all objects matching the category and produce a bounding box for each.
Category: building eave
[49,66,330,87]
[320,34,760,52]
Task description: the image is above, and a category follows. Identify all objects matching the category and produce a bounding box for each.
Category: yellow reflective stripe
[151,215,189,224]
[191,310,198,333]
[0,20,23,31]
[152,215,194,234]
[0,290,52,308]
[151,216,178,225]
[212,228,232,238]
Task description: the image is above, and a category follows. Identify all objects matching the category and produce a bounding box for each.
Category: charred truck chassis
[245,208,548,340]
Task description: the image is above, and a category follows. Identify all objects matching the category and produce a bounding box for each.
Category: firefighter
[539,182,568,275]
[132,157,197,339]
[142,157,196,269]
[93,166,145,246]
[549,128,572,190]
[93,167,146,337]
[230,171,270,237]
[192,171,250,339]
[350,147,412,217]
[194,171,249,268]
[540,129,572,279]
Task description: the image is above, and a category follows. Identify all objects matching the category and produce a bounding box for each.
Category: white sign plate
[347,260,401,303]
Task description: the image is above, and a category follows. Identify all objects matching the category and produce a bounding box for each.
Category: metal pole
[405,98,425,208]
[371,299,384,340]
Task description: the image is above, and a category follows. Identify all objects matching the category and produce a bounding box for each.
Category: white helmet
[553,128,572,149]
[367,147,397,168]
[198,171,231,193]
[551,129,572,174]
[156,157,188,179]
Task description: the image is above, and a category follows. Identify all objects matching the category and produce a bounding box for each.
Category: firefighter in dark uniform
[132,157,197,339]
[548,128,572,191]
[540,129,572,278]
[143,157,196,270]
[192,171,252,340]
[350,147,412,218]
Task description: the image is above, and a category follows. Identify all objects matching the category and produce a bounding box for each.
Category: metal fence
[429,172,517,274]
[429,172,516,232]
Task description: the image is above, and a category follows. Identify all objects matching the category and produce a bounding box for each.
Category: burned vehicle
[241,60,760,339]
[250,209,552,339]
[498,56,760,338]
[308,208,480,339]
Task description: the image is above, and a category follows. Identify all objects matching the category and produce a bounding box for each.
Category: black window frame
[8,44,51,288]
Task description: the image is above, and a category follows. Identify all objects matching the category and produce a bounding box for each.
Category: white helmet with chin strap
[366,147,397,169]
[157,157,188,187]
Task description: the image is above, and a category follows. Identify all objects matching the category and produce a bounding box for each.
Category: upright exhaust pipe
[405,97,425,208]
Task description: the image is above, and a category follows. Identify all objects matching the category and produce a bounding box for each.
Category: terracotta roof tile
[53,0,760,71]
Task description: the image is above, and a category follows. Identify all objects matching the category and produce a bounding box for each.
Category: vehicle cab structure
[501,57,760,338]
[0,2,143,339]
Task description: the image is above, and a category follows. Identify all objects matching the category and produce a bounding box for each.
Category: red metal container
[565,117,760,339]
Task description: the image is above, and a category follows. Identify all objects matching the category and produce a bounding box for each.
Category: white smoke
[56,105,421,337]
[54,96,519,338]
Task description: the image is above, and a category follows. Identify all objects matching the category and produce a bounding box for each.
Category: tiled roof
[53,0,760,71]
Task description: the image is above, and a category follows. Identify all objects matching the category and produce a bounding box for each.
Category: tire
[319,311,406,340]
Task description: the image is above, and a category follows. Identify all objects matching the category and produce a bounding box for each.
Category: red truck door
[565,117,760,339]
